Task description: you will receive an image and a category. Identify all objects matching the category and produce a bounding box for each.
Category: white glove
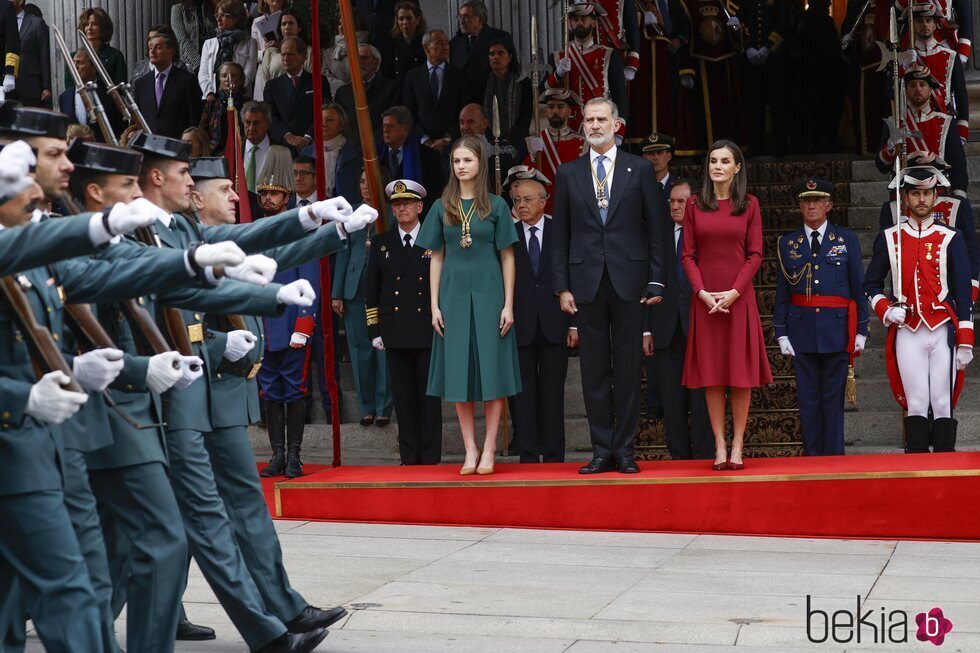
[726,16,740,30]
[2,74,15,94]
[624,66,636,81]
[25,371,88,424]
[853,334,867,354]
[173,356,204,390]
[276,279,316,307]
[290,332,309,347]
[72,348,125,392]
[224,329,257,362]
[224,254,278,286]
[841,34,853,51]
[755,46,770,64]
[883,306,907,326]
[555,57,571,78]
[106,201,158,236]
[146,351,184,394]
[334,204,379,233]
[745,47,759,62]
[680,75,695,90]
[956,346,973,371]
[193,241,246,268]
[372,336,385,351]
[309,196,354,224]
[777,336,795,357]
[0,140,37,199]
[526,136,545,157]
[643,11,658,26]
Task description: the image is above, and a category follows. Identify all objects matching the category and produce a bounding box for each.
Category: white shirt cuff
[334,222,347,240]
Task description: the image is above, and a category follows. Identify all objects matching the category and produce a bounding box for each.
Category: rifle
[77,29,150,132]
[0,276,83,393]
[51,26,118,146]
[492,96,502,195]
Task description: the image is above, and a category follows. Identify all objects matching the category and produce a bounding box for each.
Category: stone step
[851,157,980,182]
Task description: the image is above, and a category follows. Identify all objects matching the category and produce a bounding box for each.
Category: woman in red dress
[681,140,772,471]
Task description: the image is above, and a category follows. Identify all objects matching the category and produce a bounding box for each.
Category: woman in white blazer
[199,0,258,99]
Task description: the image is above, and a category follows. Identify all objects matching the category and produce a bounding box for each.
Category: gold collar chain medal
[458,199,477,248]
[592,157,613,210]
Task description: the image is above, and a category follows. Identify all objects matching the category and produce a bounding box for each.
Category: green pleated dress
[416,194,523,402]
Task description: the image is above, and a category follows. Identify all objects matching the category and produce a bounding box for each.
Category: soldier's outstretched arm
[200,207,315,253]
[264,221,348,273]
[0,212,124,276]
[161,280,287,318]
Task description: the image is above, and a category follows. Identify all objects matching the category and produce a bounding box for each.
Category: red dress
[680,194,773,389]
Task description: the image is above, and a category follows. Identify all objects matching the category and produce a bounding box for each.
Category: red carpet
[267,454,980,540]
[260,464,329,513]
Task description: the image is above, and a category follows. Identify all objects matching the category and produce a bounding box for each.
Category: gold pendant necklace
[458,199,476,248]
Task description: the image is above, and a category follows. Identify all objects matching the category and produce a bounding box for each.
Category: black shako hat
[128,130,192,162]
[0,102,70,139]
[189,157,230,181]
[67,139,143,176]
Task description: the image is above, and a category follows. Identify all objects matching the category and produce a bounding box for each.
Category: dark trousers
[514,326,569,462]
[794,351,849,456]
[654,329,713,459]
[742,55,789,155]
[258,346,313,403]
[387,347,442,464]
[576,270,642,459]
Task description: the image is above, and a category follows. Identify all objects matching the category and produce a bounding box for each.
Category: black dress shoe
[287,605,348,633]
[616,456,640,474]
[257,629,328,653]
[176,619,216,641]
[579,457,617,474]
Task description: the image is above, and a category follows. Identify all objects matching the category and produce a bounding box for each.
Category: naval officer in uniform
[365,179,444,465]
[774,178,869,455]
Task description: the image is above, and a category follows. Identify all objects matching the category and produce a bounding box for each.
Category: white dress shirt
[589,144,617,199]
[804,220,828,250]
[244,135,270,183]
[398,222,422,248]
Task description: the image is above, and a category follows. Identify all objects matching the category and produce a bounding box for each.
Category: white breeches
[896,324,953,419]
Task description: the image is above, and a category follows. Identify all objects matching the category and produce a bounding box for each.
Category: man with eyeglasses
[449,1,514,103]
[506,166,576,463]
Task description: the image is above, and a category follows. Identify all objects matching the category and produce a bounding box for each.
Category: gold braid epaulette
[776,235,812,300]
[365,307,379,326]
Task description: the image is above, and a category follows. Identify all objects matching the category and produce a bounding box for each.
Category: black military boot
[284,400,306,479]
[903,415,931,453]
[260,401,286,477]
[932,417,958,452]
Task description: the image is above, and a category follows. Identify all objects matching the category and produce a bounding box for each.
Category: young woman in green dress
[416,135,522,475]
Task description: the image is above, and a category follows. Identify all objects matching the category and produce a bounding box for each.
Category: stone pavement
[24,521,980,651]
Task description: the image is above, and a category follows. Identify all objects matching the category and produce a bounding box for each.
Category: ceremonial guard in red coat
[680,0,745,148]
[631,0,699,153]
[595,0,642,79]
[864,166,974,453]
[547,2,630,132]
[523,89,588,215]
[896,0,973,61]
[878,153,979,301]
[876,66,968,196]
[907,4,970,143]
[841,0,892,156]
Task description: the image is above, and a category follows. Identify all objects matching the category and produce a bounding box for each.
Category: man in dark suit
[640,132,676,418]
[334,43,400,137]
[379,105,443,213]
[403,29,469,155]
[13,0,47,106]
[552,97,669,474]
[449,1,513,103]
[365,179,443,465]
[57,49,124,140]
[263,36,330,154]
[645,177,713,460]
[507,166,575,463]
[132,31,202,139]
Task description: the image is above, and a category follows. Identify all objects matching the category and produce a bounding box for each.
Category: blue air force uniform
[773,179,869,455]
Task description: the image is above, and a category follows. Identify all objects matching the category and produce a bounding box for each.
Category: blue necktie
[596,155,608,223]
[528,226,541,276]
[676,228,686,284]
[428,66,440,100]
